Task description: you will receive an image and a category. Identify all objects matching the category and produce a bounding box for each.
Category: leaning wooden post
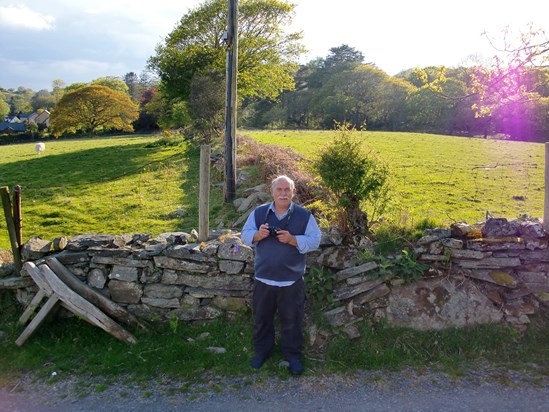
[13,185,23,248]
[544,143,549,231]
[198,144,211,242]
[1,186,22,273]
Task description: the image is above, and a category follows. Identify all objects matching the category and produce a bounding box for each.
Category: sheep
[35,142,45,155]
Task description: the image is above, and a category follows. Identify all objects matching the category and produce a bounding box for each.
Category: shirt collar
[268,201,294,218]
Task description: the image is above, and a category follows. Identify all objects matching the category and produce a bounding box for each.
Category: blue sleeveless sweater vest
[254,203,311,282]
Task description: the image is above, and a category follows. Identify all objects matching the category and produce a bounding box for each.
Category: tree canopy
[50,85,139,137]
[148,0,305,102]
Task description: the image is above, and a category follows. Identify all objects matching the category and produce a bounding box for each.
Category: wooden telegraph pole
[224,0,238,202]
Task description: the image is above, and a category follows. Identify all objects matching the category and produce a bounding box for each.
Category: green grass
[0,134,232,250]
[0,290,547,381]
[1,130,543,249]
[241,130,545,227]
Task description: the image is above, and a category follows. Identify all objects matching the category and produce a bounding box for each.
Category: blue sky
[0,0,547,91]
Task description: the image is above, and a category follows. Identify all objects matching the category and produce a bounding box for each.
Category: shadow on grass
[0,140,184,190]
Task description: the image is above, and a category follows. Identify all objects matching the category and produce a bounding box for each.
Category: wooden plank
[16,294,60,346]
[38,264,137,344]
[45,257,147,330]
[0,276,34,289]
[18,289,48,325]
[24,262,53,295]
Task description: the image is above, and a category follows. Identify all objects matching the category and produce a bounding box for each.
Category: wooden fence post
[13,185,22,248]
[543,143,549,232]
[1,186,22,273]
[198,144,211,242]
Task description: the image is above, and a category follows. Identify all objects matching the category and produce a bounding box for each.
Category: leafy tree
[123,72,141,102]
[148,0,304,102]
[31,89,56,111]
[51,79,66,103]
[310,65,401,129]
[0,98,9,119]
[8,87,33,115]
[26,120,39,137]
[188,71,226,142]
[50,85,139,137]
[92,76,129,95]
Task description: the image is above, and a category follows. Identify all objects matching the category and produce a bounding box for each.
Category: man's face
[272,179,294,209]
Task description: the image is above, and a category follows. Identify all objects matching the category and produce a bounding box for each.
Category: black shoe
[288,358,303,375]
[250,356,267,369]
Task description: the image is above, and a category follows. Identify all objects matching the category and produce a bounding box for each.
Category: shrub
[311,123,390,240]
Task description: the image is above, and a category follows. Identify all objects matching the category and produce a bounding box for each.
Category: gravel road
[1,365,548,412]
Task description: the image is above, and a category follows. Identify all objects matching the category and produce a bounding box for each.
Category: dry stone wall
[13,217,549,340]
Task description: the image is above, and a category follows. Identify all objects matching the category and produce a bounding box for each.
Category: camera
[267,226,279,236]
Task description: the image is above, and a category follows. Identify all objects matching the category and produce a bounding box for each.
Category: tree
[50,85,139,137]
[92,76,129,95]
[51,79,66,104]
[31,89,56,111]
[148,0,304,103]
[0,98,9,119]
[188,71,226,142]
[416,24,548,140]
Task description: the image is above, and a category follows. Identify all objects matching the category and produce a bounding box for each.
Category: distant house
[34,110,50,128]
[1,110,50,134]
[0,122,27,134]
[5,115,21,123]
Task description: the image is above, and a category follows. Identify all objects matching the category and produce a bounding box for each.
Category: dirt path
[1,366,548,412]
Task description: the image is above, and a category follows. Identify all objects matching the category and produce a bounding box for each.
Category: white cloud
[0,4,55,30]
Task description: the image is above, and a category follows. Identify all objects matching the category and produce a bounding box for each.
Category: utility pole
[224,0,238,202]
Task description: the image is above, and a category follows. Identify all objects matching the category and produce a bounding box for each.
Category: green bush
[311,123,390,240]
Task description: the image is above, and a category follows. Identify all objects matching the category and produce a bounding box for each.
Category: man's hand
[253,223,270,243]
[276,230,297,247]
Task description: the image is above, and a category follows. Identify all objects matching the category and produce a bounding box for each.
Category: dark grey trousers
[252,278,305,360]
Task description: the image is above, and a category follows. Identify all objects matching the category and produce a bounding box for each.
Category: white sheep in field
[35,142,45,155]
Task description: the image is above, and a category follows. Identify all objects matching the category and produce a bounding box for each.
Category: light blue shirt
[241,202,321,287]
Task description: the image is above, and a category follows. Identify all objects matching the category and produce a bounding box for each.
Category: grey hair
[271,175,295,191]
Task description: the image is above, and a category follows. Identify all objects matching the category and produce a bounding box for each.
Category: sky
[0,0,547,91]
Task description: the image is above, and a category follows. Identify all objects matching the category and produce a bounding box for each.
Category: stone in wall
[66,234,130,251]
[144,284,184,299]
[318,246,357,269]
[168,306,222,321]
[386,276,503,330]
[109,265,139,282]
[164,244,217,263]
[219,260,245,274]
[217,236,254,262]
[21,236,52,260]
[154,256,211,273]
[212,296,247,311]
[108,279,143,304]
[162,270,252,291]
[88,268,106,289]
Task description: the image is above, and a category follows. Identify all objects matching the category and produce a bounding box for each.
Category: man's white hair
[271,175,295,191]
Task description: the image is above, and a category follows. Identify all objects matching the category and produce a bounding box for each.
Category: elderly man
[241,175,321,375]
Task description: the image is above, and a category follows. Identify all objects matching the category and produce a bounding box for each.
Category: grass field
[0,134,229,250]
[240,130,545,227]
[0,130,545,250]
